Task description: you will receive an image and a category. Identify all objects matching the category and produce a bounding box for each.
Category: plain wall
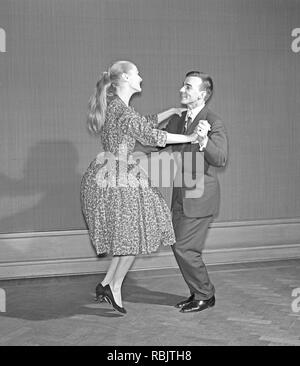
[1,0,300,234]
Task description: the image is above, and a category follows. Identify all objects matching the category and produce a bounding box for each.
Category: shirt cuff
[199,136,209,151]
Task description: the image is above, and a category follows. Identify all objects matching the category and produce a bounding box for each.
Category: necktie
[184,112,193,133]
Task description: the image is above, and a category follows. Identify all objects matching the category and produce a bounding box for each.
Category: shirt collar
[186,103,205,121]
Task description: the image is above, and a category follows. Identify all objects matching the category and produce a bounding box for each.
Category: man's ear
[199,90,206,101]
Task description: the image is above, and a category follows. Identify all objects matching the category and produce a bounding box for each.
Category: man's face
[180,76,205,107]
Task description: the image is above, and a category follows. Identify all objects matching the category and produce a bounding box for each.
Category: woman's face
[127,65,143,92]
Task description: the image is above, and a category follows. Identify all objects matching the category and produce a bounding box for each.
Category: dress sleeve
[124,109,167,147]
[144,114,159,128]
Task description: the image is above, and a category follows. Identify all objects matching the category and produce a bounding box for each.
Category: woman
[81,60,200,314]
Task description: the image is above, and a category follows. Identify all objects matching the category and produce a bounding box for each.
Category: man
[165,71,228,313]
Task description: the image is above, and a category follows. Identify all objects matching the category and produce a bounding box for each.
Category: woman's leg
[101,256,120,286]
[110,255,135,307]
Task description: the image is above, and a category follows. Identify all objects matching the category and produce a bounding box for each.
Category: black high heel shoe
[94,283,105,302]
[103,285,127,314]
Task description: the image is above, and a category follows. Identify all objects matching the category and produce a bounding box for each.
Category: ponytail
[87,71,112,134]
[87,61,135,134]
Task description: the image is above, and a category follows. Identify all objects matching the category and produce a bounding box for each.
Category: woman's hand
[172,107,187,117]
[157,107,186,123]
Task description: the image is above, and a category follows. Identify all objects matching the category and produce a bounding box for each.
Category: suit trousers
[172,188,215,301]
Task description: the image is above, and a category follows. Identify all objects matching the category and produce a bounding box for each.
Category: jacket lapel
[187,105,209,134]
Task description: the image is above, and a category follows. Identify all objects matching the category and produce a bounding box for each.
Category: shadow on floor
[0,276,183,321]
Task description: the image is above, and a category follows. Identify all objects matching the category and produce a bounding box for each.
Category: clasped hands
[190,120,211,144]
[170,108,211,146]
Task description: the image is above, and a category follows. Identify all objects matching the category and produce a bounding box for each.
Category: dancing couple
[81,60,228,315]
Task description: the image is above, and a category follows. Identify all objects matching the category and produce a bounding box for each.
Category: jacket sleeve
[203,118,228,167]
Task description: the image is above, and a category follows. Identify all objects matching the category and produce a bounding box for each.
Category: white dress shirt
[185,103,209,151]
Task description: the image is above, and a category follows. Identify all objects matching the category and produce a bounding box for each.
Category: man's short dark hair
[185,71,213,104]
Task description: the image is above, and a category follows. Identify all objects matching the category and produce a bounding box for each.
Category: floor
[0,259,299,346]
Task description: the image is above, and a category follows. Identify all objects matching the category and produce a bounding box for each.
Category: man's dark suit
[165,105,228,301]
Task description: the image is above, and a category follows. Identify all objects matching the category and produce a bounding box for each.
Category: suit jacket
[164,105,228,218]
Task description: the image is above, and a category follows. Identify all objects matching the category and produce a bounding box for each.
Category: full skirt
[80,158,175,256]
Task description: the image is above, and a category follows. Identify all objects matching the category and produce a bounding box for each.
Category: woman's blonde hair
[87,60,135,134]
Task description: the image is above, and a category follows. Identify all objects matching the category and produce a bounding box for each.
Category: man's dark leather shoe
[174,294,195,309]
[180,295,215,313]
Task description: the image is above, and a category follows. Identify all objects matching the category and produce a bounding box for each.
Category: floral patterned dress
[80,96,176,255]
